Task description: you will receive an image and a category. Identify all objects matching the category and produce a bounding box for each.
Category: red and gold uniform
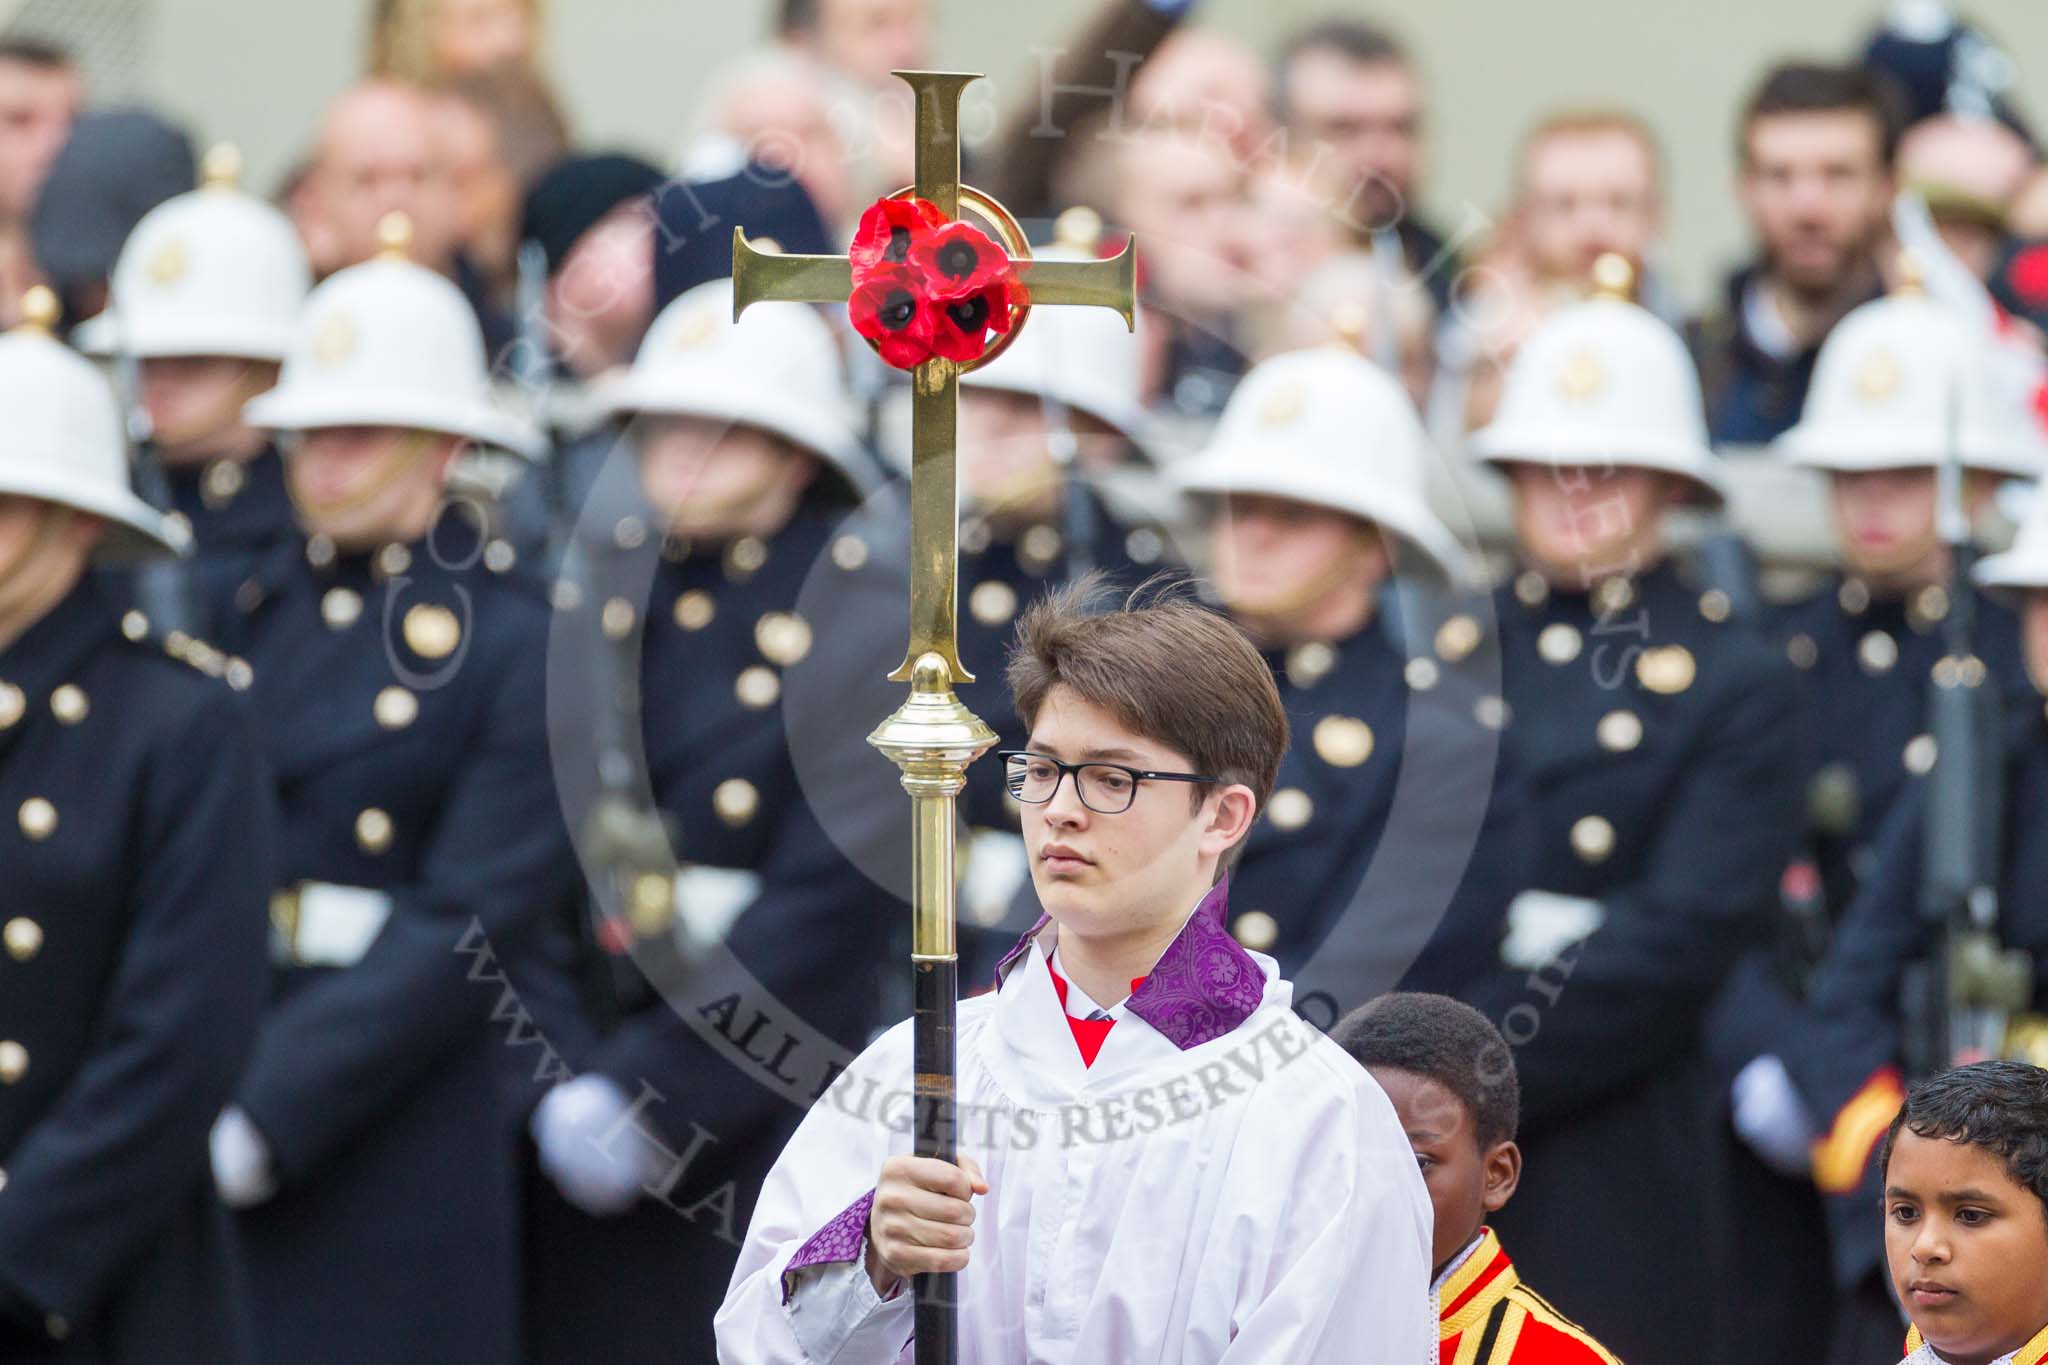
[1439,1229,1624,1365]
[1901,1322,2048,1364]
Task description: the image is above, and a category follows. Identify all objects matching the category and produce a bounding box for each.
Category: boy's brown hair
[1007,576,1288,862]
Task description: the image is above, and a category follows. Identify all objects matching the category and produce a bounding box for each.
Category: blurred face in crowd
[1897,116,2036,283]
[2010,169,2048,242]
[1241,168,1346,306]
[1128,31,1273,167]
[1018,684,1251,953]
[0,53,79,221]
[1922,213,2005,289]
[2023,591,2048,696]
[1518,124,1661,286]
[430,91,521,284]
[1210,494,1388,643]
[1825,467,1996,590]
[1828,467,1937,585]
[1368,1066,1521,1277]
[546,202,655,381]
[716,60,854,231]
[1261,259,1437,412]
[310,82,458,274]
[1884,1128,2048,1365]
[960,389,1127,526]
[810,0,929,88]
[1384,309,1437,413]
[635,416,816,541]
[1897,115,2035,214]
[1115,132,1250,317]
[139,356,280,466]
[430,0,537,77]
[1509,464,1674,581]
[0,495,99,650]
[1281,49,1422,233]
[286,425,458,549]
[1739,109,1892,301]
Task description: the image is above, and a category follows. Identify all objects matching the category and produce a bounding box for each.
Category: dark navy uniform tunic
[1796,695,2048,1305]
[112,446,298,646]
[213,508,578,1365]
[1456,559,1814,1365]
[0,579,275,1363]
[1703,574,2027,1329]
[1768,573,2024,918]
[163,447,298,629]
[524,473,914,1365]
[1224,590,1533,1023]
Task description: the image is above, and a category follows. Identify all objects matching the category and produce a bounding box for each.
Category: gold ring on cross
[874,182,1034,374]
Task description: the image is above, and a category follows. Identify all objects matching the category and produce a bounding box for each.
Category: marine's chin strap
[960,428,1065,537]
[647,451,814,545]
[1039,389,1098,580]
[282,427,444,523]
[0,502,79,625]
[1841,536,1950,600]
[967,461,1064,528]
[1218,520,1385,636]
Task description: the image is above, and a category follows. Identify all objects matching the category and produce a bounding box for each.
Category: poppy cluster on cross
[848,196,1028,368]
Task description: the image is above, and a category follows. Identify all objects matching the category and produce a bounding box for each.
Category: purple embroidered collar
[992,876,1267,1051]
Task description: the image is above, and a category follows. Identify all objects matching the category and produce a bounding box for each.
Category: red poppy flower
[910,219,1012,297]
[846,195,1028,369]
[927,273,1027,363]
[848,264,935,368]
[851,196,945,273]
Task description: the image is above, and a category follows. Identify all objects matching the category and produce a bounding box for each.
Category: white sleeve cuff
[784,1250,916,1364]
[210,1105,278,1209]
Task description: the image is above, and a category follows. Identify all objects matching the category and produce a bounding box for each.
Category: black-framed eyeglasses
[998,749,1218,816]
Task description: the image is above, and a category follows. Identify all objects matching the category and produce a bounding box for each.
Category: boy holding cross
[714,582,1435,1363]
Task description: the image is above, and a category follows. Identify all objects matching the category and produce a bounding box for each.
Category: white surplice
[715,918,1435,1364]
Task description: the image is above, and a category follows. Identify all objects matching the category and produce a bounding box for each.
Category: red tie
[1045,956,1145,1068]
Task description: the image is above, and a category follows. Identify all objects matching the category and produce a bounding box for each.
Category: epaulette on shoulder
[1505,1283,1625,1364]
[117,609,254,691]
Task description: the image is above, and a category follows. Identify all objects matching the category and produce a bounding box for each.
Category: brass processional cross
[732,70,1134,1362]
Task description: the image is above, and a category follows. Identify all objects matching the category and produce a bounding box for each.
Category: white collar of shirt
[1742,275,1800,360]
[1425,1233,1487,1365]
[1429,1232,1487,1298]
[1047,941,1131,1022]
